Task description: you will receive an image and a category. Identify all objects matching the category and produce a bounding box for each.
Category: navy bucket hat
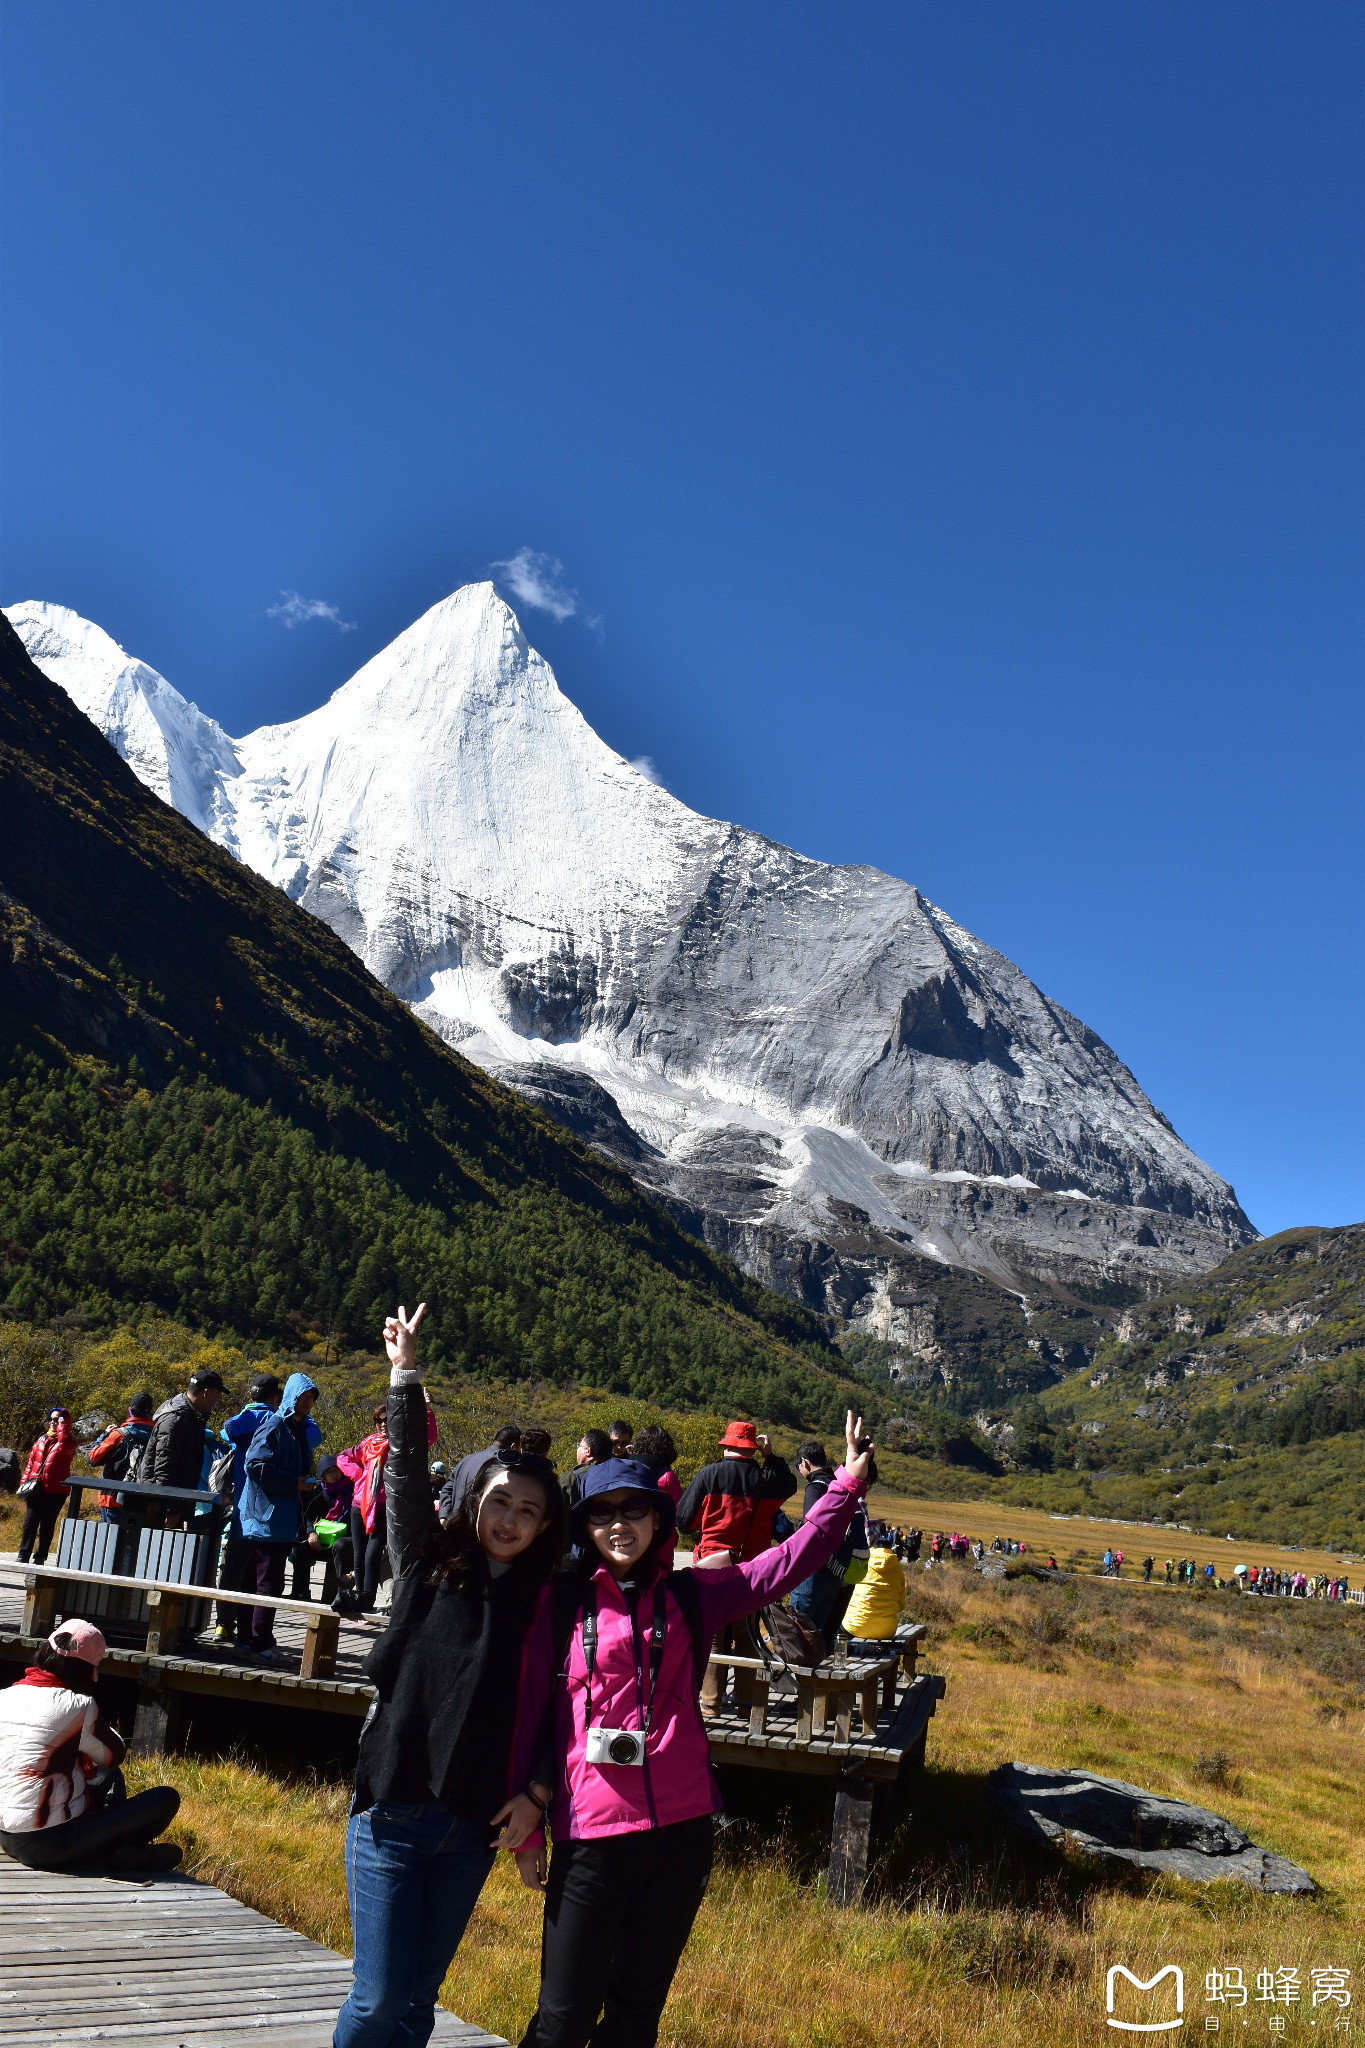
[569,1456,677,1549]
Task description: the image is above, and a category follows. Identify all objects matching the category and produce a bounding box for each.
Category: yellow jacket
[843,1546,905,1639]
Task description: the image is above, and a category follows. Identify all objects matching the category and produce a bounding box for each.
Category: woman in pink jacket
[509,1412,873,2047]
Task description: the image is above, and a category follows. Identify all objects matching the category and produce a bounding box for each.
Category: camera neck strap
[579,1580,668,1736]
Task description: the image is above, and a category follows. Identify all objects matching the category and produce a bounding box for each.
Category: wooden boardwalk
[0,1552,945,1905]
[0,1854,509,2046]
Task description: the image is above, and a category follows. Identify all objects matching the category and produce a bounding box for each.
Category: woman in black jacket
[333,1305,563,2048]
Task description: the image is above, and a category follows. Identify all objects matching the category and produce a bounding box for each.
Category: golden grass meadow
[126,1557,1365,2048]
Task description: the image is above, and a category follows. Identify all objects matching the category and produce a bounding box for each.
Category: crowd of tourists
[11,1313,1359,2043]
[1,1304,881,2045]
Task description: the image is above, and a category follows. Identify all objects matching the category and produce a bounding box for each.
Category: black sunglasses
[584,1497,657,1527]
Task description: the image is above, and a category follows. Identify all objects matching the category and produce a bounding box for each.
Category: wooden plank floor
[0,1855,509,2045]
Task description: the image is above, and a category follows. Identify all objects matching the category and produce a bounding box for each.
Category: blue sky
[3,4,1361,1237]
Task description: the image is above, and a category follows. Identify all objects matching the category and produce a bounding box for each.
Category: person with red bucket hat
[676,1418,796,1715]
[0,1620,182,1871]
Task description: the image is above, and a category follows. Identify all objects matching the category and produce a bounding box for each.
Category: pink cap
[49,1620,106,1667]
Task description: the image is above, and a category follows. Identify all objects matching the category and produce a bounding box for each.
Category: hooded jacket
[223,1401,279,1501]
[239,1374,318,1544]
[842,1544,905,1640]
[21,1417,76,1497]
[511,1458,865,1845]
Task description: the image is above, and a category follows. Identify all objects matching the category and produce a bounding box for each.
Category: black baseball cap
[188,1369,227,1393]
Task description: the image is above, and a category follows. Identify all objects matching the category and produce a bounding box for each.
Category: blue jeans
[334,1802,496,2048]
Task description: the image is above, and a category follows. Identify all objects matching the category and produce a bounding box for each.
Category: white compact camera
[585,1726,646,1768]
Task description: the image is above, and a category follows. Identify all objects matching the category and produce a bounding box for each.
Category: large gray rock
[991,1763,1314,1894]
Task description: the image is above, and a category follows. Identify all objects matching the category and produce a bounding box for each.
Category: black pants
[17,1492,64,1564]
[247,1541,289,1648]
[520,1814,714,2048]
[289,1538,315,1602]
[1,1782,180,1870]
[351,1502,388,1610]
[217,1529,254,1636]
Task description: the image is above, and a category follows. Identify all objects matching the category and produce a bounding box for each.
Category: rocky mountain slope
[852,1225,1365,1551]
[7,588,1255,1322]
[0,611,860,1423]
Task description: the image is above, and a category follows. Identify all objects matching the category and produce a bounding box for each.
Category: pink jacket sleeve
[335,1447,364,1484]
[693,1467,865,1634]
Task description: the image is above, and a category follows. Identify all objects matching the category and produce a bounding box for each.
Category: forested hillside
[0,616,861,1428]
[841,1224,1365,1550]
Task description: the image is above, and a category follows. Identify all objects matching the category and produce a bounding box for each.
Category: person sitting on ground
[238,1372,319,1665]
[88,1395,155,1525]
[628,1425,680,1571]
[676,1420,796,1715]
[144,1367,227,1520]
[844,1520,906,1642]
[17,1407,77,1564]
[0,1621,181,1872]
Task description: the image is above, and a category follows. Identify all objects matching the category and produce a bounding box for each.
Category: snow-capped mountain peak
[6,583,1256,1305]
[6,600,242,843]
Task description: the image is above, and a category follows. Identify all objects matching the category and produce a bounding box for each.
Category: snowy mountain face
[7,588,1256,1324]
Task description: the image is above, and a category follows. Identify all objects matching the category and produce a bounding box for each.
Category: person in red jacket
[17,1408,76,1563]
[676,1420,796,1714]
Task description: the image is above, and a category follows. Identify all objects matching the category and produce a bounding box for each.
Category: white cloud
[266,590,357,632]
[630,755,664,787]
[490,547,582,625]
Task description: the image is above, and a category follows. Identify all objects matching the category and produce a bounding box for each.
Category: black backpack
[747,1602,826,1671]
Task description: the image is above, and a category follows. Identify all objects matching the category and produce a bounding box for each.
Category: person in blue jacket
[240,1373,319,1667]
[215,1373,282,1651]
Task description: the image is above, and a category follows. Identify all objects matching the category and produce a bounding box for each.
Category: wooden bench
[847,1622,927,1682]
[704,1648,900,1741]
[11,1565,341,1678]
